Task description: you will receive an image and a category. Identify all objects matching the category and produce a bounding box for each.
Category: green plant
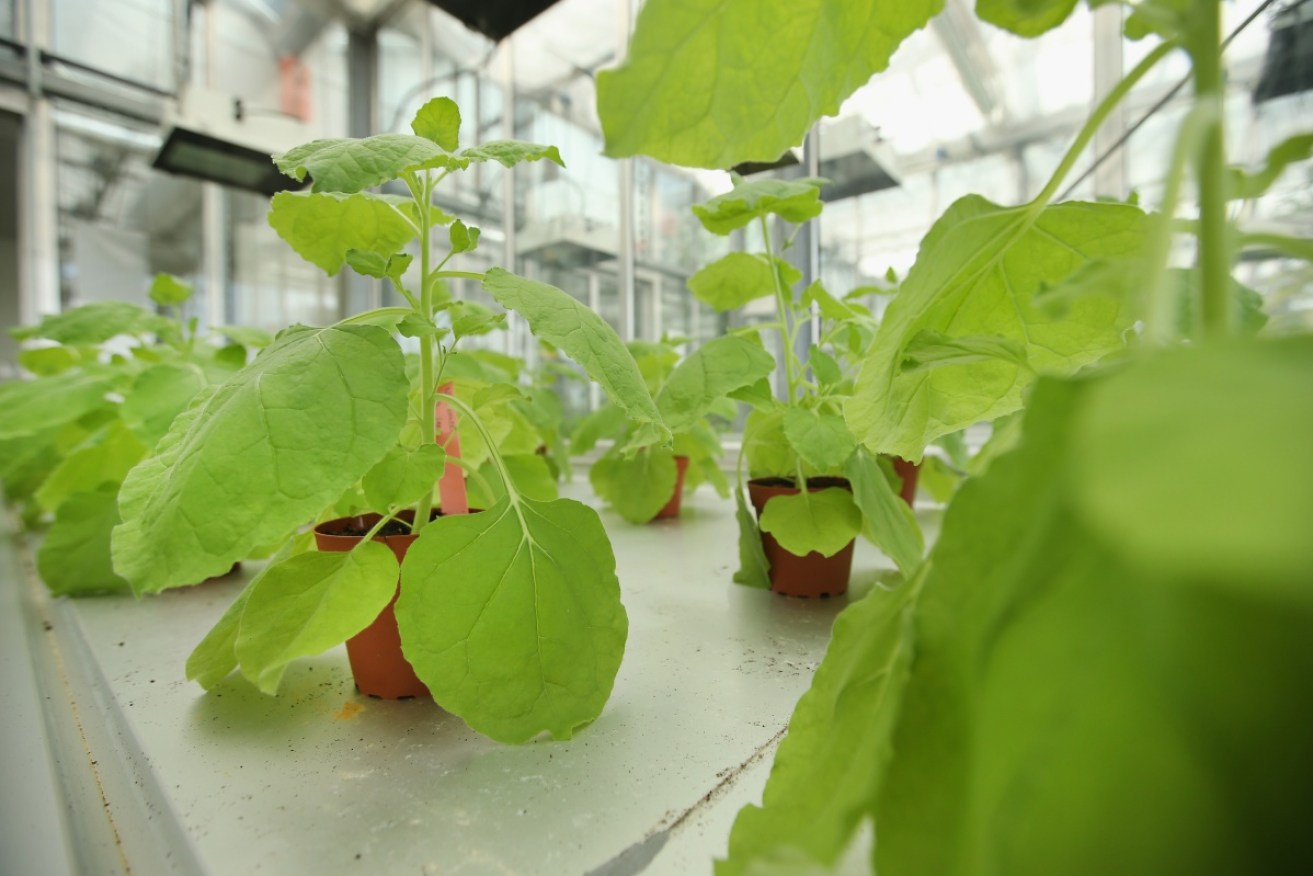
[2,275,266,594]
[111,98,671,744]
[602,0,1313,872]
[575,335,773,523]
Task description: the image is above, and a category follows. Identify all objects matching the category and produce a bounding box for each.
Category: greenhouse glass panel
[51,0,174,90]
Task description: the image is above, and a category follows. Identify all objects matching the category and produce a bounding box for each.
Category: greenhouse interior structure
[1,0,1310,873]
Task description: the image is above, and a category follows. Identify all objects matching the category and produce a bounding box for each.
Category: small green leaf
[590,448,678,524]
[732,487,771,589]
[729,378,775,411]
[397,314,445,340]
[113,325,408,593]
[802,280,864,321]
[361,444,446,511]
[149,273,193,306]
[411,96,461,151]
[218,325,274,349]
[235,541,400,694]
[449,300,505,338]
[396,496,628,743]
[656,334,774,433]
[782,407,856,472]
[456,140,564,170]
[269,191,418,276]
[482,268,669,447]
[758,487,861,558]
[976,0,1080,38]
[808,345,842,387]
[36,488,132,596]
[692,178,827,234]
[1229,133,1313,200]
[688,253,798,312]
[19,345,79,376]
[120,363,207,446]
[448,219,481,254]
[845,449,923,576]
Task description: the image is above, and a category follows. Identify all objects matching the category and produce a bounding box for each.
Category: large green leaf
[268,191,418,276]
[0,370,117,440]
[687,253,799,312]
[597,0,942,168]
[781,407,855,472]
[1069,337,1313,599]
[113,325,408,594]
[589,448,678,524]
[844,449,923,576]
[656,335,774,433]
[35,421,146,513]
[275,134,447,192]
[845,196,1145,460]
[482,269,669,447]
[235,541,400,694]
[36,488,131,596]
[758,487,861,558]
[120,362,207,446]
[396,496,628,743]
[718,572,918,874]
[11,300,174,344]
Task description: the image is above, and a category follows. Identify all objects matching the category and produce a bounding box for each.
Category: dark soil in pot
[747,477,856,599]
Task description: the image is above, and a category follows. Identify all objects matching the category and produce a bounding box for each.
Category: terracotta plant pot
[890,456,919,507]
[747,477,856,599]
[313,512,431,700]
[651,455,691,521]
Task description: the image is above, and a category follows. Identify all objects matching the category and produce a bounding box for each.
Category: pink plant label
[435,382,469,515]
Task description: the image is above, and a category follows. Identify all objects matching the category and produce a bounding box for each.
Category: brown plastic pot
[651,455,691,521]
[313,511,431,700]
[747,477,856,599]
[890,456,919,507]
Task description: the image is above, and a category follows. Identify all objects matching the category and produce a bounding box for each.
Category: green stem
[1143,102,1216,345]
[759,215,799,404]
[1189,0,1231,337]
[436,392,520,505]
[1239,231,1313,262]
[432,270,486,282]
[414,169,438,532]
[360,511,403,540]
[1032,40,1178,210]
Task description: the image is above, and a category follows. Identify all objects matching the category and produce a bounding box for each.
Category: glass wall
[51,0,175,90]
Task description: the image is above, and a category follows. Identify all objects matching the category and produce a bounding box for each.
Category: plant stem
[436,391,520,506]
[759,215,798,405]
[1032,40,1177,210]
[361,512,402,541]
[1189,0,1231,337]
[414,170,438,532]
[432,271,486,282]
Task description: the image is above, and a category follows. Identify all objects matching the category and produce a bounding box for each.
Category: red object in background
[435,382,469,515]
[278,55,312,123]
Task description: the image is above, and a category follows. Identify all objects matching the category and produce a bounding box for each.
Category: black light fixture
[425,0,564,42]
[153,126,302,196]
[731,151,802,177]
[1254,0,1313,103]
[152,90,311,196]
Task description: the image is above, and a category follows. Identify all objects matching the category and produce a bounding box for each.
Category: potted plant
[110,97,671,744]
[601,0,1313,871]
[3,275,265,595]
[683,176,965,597]
[575,334,772,524]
